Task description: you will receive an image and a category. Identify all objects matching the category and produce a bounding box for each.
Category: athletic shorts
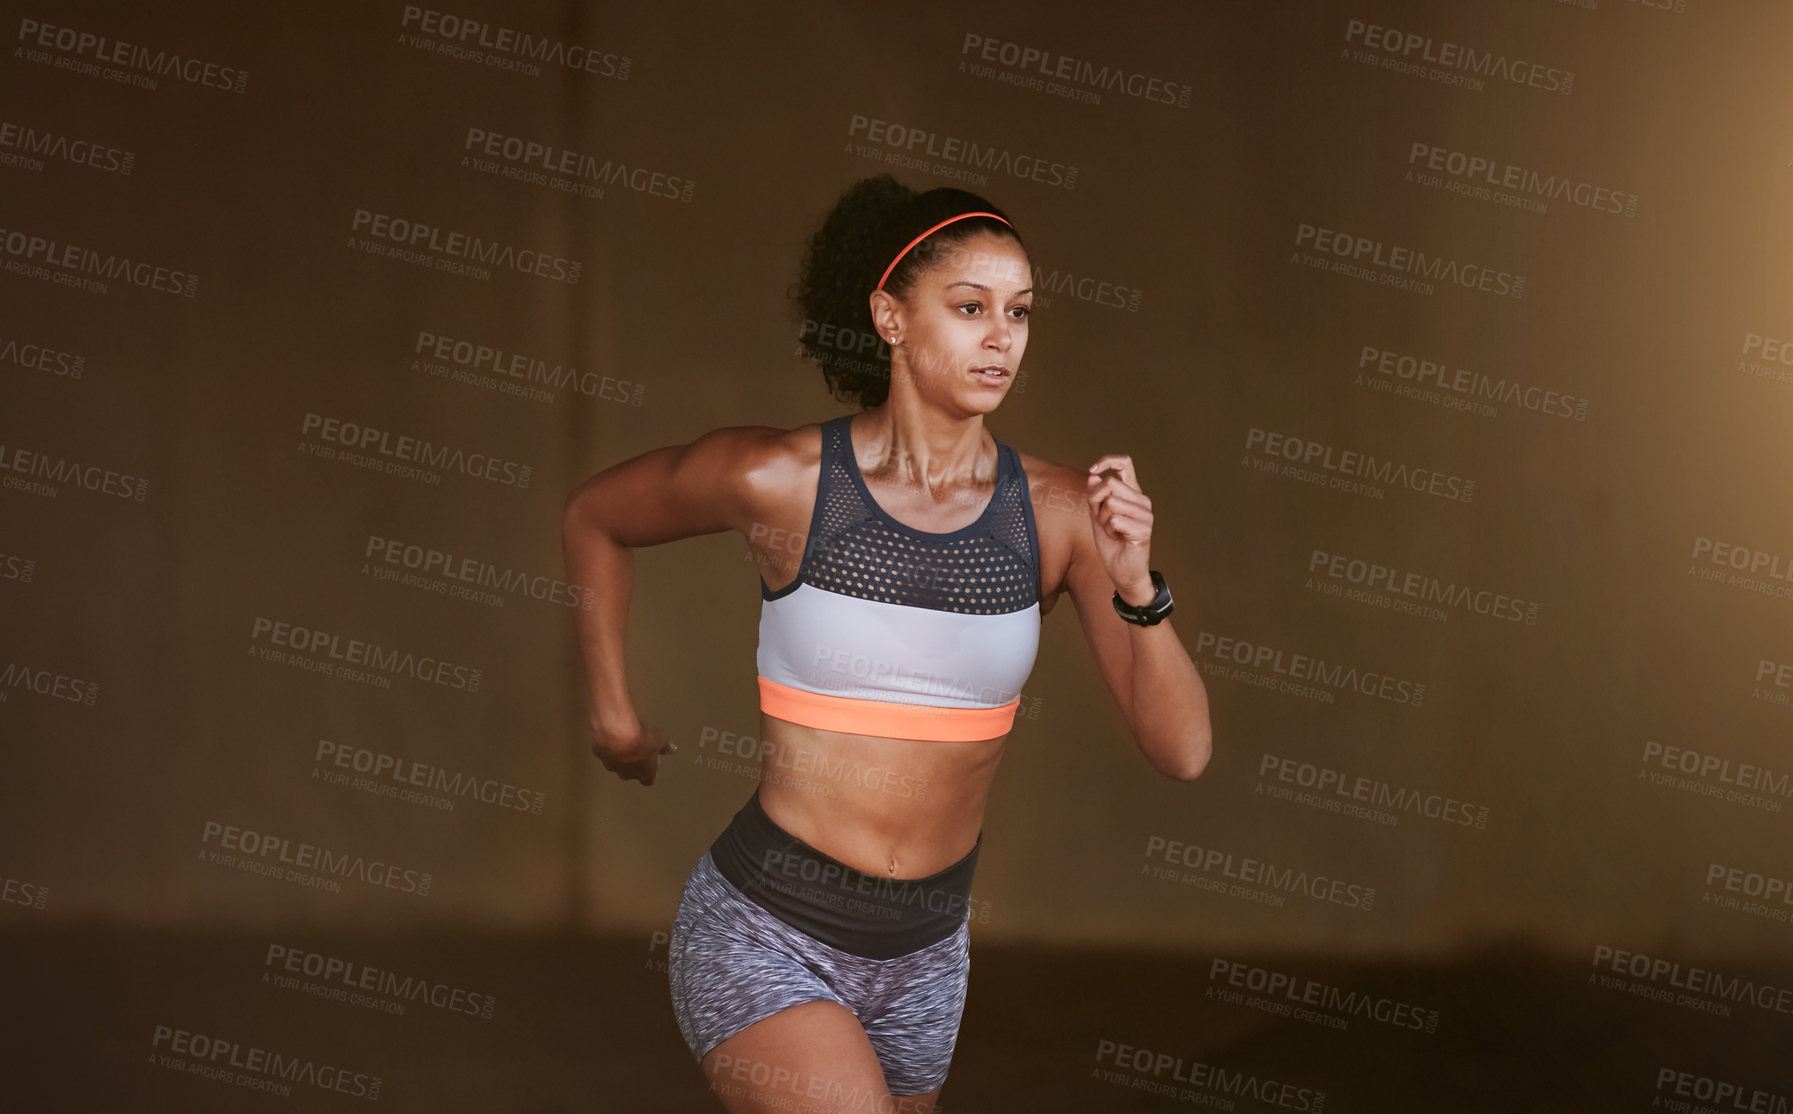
[667,789,980,1096]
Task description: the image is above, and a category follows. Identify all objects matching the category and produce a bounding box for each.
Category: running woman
[562,174,1211,1112]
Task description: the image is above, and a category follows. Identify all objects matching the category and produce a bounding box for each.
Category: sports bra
[756,413,1042,742]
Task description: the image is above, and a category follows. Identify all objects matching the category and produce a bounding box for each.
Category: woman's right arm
[560,425,774,785]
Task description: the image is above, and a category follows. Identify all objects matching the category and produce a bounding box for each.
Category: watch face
[1147,576,1171,613]
[1115,574,1171,623]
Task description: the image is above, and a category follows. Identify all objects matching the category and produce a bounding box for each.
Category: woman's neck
[853,408,997,497]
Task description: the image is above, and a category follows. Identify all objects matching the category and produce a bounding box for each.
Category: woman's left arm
[1066,454,1212,780]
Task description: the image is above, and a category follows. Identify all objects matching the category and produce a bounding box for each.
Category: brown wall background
[5,0,1792,1102]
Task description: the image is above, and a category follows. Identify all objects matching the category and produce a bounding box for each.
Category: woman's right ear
[868,289,900,344]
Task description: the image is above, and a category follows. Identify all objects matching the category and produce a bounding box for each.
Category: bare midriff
[755,711,1007,880]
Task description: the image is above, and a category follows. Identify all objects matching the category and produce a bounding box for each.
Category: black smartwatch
[1112,570,1173,626]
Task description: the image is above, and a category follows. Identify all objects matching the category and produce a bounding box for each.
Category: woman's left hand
[1085,454,1155,604]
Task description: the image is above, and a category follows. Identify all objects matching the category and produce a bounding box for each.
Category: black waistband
[707,787,981,960]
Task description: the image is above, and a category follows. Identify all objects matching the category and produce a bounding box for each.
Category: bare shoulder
[695,421,821,534]
[731,422,824,516]
[565,422,820,547]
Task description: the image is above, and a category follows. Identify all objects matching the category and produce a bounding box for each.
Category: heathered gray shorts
[667,849,971,1096]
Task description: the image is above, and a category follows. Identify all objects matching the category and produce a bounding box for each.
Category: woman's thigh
[691,946,961,1113]
[699,999,897,1113]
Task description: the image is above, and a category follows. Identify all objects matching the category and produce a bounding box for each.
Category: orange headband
[875,211,1012,291]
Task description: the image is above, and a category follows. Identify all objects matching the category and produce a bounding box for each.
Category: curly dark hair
[790,175,1025,410]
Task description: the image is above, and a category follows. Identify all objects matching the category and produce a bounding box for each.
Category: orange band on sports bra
[875,211,1013,291]
[757,676,1018,742]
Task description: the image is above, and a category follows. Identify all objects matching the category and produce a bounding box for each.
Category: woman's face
[872,229,1032,410]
